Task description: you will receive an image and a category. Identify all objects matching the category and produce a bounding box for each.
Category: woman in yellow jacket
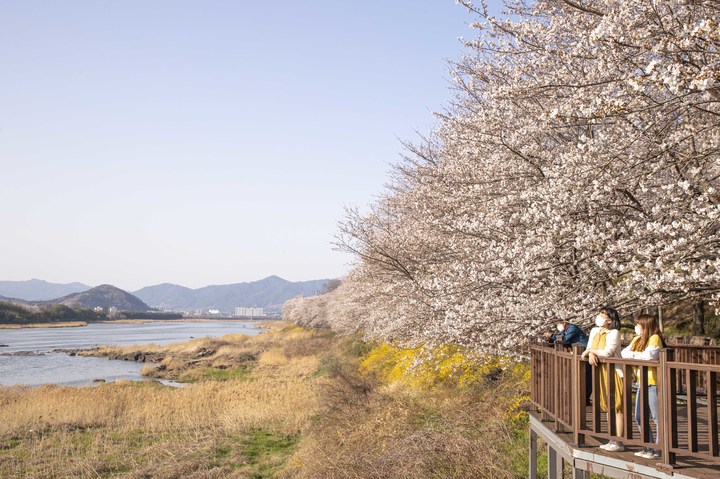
[621,313,664,459]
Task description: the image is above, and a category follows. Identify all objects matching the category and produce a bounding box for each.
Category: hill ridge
[0,277,331,314]
[49,284,152,311]
[133,276,329,313]
[0,279,91,301]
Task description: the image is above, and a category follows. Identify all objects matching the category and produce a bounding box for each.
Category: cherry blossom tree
[287,0,720,353]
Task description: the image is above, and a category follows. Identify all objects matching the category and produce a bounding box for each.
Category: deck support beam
[572,467,590,479]
[548,443,563,478]
[529,428,537,479]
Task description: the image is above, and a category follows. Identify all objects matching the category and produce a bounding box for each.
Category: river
[0,321,262,387]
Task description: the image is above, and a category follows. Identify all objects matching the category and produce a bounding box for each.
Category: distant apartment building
[234,307,265,317]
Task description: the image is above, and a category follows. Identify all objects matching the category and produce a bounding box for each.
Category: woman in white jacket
[581,306,625,452]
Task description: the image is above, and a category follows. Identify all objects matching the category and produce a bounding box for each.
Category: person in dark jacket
[548,321,589,348]
[545,321,591,404]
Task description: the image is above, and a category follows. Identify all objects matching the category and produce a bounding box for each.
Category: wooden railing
[530,343,720,469]
[669,344,720,395]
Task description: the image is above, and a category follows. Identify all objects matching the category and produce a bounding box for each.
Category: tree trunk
[693,300,705,336]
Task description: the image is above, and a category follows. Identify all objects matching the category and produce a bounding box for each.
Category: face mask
[557,324,564,333]
[635,325,642,336]
[595,315,607,328]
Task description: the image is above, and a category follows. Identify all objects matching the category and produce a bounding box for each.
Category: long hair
[632,314,664,352]
[600,306,621,331]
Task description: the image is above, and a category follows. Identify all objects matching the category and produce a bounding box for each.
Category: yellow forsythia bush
[360,342,529,391]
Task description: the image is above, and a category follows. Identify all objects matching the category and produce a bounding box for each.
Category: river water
[0,321,262,387]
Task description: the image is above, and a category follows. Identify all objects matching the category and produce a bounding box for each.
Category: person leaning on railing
[545,321,589,349]
[544,321,592,404]
[621,313,664,460]
[581,306,626,452]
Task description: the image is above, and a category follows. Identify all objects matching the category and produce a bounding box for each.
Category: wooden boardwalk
[530,344,720,479]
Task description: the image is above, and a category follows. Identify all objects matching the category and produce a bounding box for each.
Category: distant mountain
[134,275,329,313]
[132,283,195,309]
[0,279,91,301]
[49,284,152,311]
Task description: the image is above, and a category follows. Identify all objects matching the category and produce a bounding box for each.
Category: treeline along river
[0,321,261,387]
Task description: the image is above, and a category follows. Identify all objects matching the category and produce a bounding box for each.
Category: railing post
[623,362,633,444]
[572,344,585,447]
[688,368,698,453]
[608,360,616,437]
[554,343,560,431]
[639,364,649,444]
[541,350,550,421]
[531,349,536,407]
[708,369,719,458]
[659,349,676,470]
[592,359,601,434]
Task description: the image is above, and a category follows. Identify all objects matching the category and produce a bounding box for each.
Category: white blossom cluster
[286,0,720,354]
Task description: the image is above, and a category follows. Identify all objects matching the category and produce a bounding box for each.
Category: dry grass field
[0,323,539,478]
[286,342,538,479]
[0,323,332,478]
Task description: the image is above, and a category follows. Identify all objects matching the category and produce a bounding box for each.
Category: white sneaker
[636,449,660,459]
[604,442,625,452]
[599,442,612,450]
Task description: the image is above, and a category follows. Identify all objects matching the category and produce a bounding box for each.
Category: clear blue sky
[0,1,500,291]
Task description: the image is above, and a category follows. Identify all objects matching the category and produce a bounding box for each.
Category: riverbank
[98,318,269,325]
[0,321,88,329]
[0,322,539,478]
[0,318,267,329]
